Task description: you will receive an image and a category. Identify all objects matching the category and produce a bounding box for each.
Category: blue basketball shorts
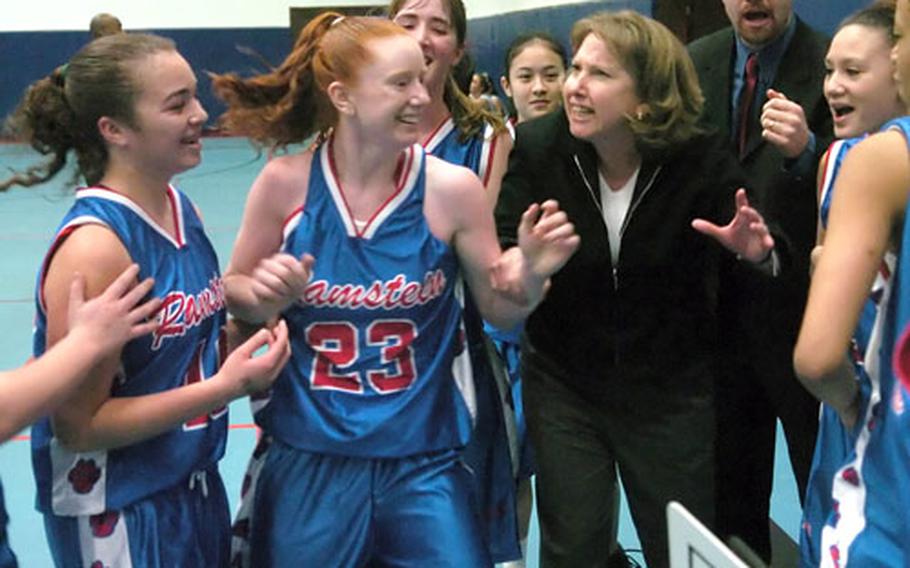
[43,467,229,568]
[231,437,491,567]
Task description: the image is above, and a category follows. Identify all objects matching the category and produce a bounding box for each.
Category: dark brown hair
[387,0,505,140]
[1,33,175,191]
[837,1,896,44]
[503,32,567,77]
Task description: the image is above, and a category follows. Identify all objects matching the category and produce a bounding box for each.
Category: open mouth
[831,105,855,119]
[742,9,772,25]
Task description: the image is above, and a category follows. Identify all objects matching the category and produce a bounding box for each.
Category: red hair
[211,13,409,147]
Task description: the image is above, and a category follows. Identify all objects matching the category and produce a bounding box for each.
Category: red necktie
[737,53,759,157]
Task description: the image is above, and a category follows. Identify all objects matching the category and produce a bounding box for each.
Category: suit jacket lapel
[771,20,818,106]
[699,29,736,140]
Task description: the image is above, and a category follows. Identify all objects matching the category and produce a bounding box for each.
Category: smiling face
[563,33,641,146]
[341,34,430,147]
[502,40,566,123]
[825,23,903,138]
[391,0,463,96]
[722,0,793,48]
[119,50,208,178]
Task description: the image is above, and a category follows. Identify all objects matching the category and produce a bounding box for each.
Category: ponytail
[1,33,177,191]
[211,12,340,147]
[1,67,79,191]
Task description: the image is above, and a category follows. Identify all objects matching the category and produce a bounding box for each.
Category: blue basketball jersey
[422,117,500,185]
[817,117,910,567]
[31,185,228,516]
[422,117,522,562]
[819,137,863,228]
[253,141,474,458]
[801,137,896,567]
[890,331,910,565]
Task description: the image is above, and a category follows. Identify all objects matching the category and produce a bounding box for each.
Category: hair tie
[331,16,345,27]
[55,63,69,87]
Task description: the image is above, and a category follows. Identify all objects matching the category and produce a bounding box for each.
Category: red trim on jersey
[482,134,497,188]
[77,184,186,248]
[895,324,910,392]
[165,186,184,247]
[421,115,452,148]
[281,205,305,231]
[818,141,838,200]
[37,223,88,314]
[881,260,893,281]
[326,137,413,238]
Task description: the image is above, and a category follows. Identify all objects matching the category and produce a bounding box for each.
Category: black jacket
[688,20,831,350]
[495,108,753,404]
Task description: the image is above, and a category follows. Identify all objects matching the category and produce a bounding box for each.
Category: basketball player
[210,13,578,566]
[799,4,905,565]
[2,33,290,566]
[795,0,910,562]
[388,1,523,559]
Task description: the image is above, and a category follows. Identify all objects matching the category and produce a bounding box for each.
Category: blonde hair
[571,10,705,152]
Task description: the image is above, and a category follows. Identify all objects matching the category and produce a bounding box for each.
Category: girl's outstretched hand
[67,263,162,353]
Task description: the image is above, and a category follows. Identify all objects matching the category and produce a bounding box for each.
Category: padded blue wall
[0,0,863,128]
[794,0,863,39]
[467,0,650,102]
[0,27,293,129]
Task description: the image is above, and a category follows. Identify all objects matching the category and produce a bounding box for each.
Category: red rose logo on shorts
[841,466,860,487]
[67,458,101,494]
[89,510,120,538]
[829,544,842,568]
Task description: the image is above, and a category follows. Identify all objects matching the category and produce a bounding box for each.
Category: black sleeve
[701,132,795,275]
[494,125,538,249]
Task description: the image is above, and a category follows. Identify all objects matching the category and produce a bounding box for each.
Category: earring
[636,110,644,121]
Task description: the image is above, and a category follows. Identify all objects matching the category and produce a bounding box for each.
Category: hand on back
[67,263,162,355]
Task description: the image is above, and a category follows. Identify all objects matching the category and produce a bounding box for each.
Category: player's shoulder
[425,154,484,196]
[45,223,132,298]
[248,149,315,215]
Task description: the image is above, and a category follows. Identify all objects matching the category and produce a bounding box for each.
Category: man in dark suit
[688,0,832,562]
